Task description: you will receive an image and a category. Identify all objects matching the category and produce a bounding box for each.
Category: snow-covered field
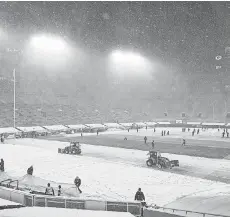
[65,127,229,144]
[0,137,230,210]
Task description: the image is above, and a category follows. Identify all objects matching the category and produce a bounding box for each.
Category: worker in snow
[135,188,147,217]
[135,188,145,201]
[74,176,82,193]
[182,139,186,146]
[1,134,4,143]
[0,159,4,171]
[45,183,54,196]
[151,140,155,149]
[57,185,62,196]
[27,166,33,175]
[0,159,4,172]
[144,136,147,144]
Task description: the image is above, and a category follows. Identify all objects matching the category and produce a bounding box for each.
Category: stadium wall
[0,186,142,216]
[0,120,228,137]
[144,209,184,217]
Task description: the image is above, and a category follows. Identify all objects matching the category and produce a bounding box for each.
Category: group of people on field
[26,165,82,197]
[44,176,81,197]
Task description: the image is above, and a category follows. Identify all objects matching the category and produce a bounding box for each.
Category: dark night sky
[0,1,229,75]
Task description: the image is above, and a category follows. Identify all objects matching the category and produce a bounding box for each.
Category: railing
[155,206,230,217]
[0,186,142,216]
[9,180,19,190]
[0,179,12,185]
[0,179,19,190]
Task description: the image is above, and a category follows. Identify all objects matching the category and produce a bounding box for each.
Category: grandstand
[0,71,230,127]
[0,2,229,127]
[1,2,230,217]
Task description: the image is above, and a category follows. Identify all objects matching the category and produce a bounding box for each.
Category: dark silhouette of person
[0,159,4,172]
[27,166,33,175]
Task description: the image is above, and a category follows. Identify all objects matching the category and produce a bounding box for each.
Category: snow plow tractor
[58,142,81,155]
[146,151,179,169]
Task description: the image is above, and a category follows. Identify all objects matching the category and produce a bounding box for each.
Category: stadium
[0,2,230,217]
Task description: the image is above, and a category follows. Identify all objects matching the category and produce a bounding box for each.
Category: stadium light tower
[24,34,73,73]
[108,49,153,80]
[29,34,68,54]
[6,34,70,128]
[6,48,21,129]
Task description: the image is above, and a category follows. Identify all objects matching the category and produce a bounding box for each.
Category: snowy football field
[1,128,230,215]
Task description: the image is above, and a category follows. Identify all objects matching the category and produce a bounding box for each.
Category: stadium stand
[0,71,230,127]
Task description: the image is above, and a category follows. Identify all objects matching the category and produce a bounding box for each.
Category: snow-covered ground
[165,186,230,215]
[1,207,134,217]
[0,138,229,209]
[0,198,20,206]
[64,127,228,144]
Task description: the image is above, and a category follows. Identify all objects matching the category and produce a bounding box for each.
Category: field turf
[45,133,230,159]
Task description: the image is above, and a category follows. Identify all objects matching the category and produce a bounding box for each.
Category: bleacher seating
[0,71,229,127]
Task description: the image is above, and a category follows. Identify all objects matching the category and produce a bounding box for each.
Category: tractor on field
[58,141,81,155]
[146,151,179,169]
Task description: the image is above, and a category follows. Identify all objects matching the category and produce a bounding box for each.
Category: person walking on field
[182,139,186,146]
[144,136,147,144]
[151,140,155,149]
[74,176,82,193]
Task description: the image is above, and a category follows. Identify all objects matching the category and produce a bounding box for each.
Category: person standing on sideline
[45,183,54,196]
[0,159,4,172]
[135,188,147,217]
[27,165,33,175]
[1,134,4,143]
[58,185,62,196]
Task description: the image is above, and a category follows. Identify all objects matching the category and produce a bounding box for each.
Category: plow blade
[170,160,179,167]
